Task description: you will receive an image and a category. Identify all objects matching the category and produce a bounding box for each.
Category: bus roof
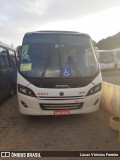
[0,41,15,51]
[24,30,91,38]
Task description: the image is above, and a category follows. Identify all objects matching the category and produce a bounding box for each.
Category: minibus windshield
[99,52,114,63]
[19,35,98,78]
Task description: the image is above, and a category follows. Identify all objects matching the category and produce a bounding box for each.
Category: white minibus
[98,50,115,70]
[17,31,102,115]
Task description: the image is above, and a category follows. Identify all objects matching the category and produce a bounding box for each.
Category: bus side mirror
[16,46,22,62]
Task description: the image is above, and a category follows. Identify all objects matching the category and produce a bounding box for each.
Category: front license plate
[54,110,70,116]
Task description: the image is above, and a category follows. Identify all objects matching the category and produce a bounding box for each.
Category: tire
[109,116,120,132]
[9,85,15,97]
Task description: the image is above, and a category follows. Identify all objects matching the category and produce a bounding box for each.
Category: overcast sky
[0,0,120,47]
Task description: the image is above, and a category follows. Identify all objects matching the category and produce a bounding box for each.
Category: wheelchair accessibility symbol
[62,68,71,77]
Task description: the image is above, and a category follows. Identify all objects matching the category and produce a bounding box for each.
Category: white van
[0,42,17,101]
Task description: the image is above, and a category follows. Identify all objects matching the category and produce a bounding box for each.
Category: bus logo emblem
[59,92,64,96]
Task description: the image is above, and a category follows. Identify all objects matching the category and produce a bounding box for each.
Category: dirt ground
[0,95,120,151]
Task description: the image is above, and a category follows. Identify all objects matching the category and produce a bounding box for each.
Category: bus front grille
[40,102,84,110]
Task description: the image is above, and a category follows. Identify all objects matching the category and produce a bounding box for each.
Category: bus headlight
[18,84,36,97]
[87,83,102,96]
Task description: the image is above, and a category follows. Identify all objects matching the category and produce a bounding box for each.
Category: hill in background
[96,32,120,50]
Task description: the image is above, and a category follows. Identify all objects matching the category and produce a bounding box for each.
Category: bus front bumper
[18,92,101,115]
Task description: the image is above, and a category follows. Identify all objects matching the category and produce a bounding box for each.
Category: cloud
[0,0,120,46]
[1,0,120,26]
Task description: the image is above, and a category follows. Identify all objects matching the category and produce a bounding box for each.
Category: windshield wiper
[40,46,50,80]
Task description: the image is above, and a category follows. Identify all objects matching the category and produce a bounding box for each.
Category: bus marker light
[37,93,48,96]
[79,91,86,95]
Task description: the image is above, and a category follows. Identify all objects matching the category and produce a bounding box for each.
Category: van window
[9,50,16,66]
[0,55,6,68]
[0,47,9,68]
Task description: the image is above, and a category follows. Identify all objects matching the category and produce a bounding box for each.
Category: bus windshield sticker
[23,54,29,60]
[20,63,32,71]
[21,45,29,60]
[62,68,71,77]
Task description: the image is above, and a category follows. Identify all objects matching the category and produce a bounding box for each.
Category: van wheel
[9,85,15,97]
